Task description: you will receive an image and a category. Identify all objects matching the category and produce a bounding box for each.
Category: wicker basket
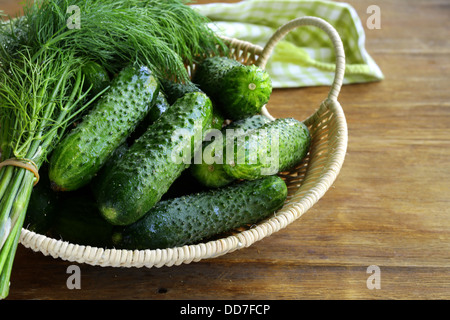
[19,17,348,268]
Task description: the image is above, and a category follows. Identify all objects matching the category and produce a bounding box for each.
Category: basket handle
[256,16,346,101]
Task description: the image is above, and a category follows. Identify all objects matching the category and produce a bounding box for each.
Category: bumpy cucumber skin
[223,118,311,180]
[190,115,272,188]
[160,77,224,131]
[49,66,159,191]
[113,175,288,250]
[224,114,272,131]
[96,92,213,226]
[193,56,272,120]
[192,57,240,97]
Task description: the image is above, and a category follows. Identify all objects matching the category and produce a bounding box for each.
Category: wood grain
[2,0,450,300]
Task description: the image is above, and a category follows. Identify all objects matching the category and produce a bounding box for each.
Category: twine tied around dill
[0,158,40,186]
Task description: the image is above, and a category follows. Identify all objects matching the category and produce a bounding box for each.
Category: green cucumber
[210,108,225,131]
[161,78,224,130]
[91,142,129,193]
[224,114,272,131]
[82,60,110,97]
[190,115,272,188]
[147,91,171,124]
[96,91,213,226]
[129,91,171,142]
[133,90,223,144]
[224,118,311,180]
[112,175,288,250]
[190,159,234,189]
[160,78,201,105]
[193,56,272,120]
[48,65,159,191]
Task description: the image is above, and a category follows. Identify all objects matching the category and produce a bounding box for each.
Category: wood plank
[11,246,450,300]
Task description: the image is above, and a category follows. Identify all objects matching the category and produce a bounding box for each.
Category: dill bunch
[0,48,98,299]
[20,0,227,81]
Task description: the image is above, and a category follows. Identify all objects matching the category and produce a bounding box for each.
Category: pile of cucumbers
[25,56,311,250]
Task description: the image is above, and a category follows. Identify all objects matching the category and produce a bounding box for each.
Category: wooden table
[2,0,449,300]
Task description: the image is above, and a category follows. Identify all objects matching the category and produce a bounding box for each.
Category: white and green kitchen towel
[193,0,384,88]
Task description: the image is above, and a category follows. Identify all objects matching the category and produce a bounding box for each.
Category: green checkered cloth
[193,0,384,88]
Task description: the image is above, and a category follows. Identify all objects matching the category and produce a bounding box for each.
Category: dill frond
[21,0,227,81]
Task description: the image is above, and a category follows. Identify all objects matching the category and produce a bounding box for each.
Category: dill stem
[0,174,30,299]
[8,171,33,229]
[0,170,34,298]
[0,169,26,247]
[0,228,21,299]
[29,68,86,164]
[0,167,14,201]
[30,29,75,63]
[0,115,13,162]
[0,244,16,299]
[24,64,72,165]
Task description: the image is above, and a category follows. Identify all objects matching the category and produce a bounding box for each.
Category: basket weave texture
[19,17,348,268]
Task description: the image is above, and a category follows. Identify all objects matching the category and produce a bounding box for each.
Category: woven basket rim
[19,16,349,268]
